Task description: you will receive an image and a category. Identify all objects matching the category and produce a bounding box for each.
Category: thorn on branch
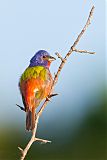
[48,93,59,98]
[16,104,25,112]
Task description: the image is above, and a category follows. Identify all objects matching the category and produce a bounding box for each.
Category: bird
[19,50,56,131]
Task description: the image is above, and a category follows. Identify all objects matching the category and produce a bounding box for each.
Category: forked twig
[18,6,95,160]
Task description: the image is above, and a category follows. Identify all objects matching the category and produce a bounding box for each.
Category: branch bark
[18,6,95,160]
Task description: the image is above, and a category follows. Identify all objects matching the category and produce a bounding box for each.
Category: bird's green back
[20,66,47,83]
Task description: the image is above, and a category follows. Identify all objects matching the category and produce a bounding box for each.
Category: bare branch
[38,99,49,117]
[71,6,95,50]
[19,116,39,160]
[73,48,96,54]
[18,6,95,160]
[51,6,95,88]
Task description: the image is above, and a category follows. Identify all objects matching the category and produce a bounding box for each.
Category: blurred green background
[0,0,106,160]
[0,91,106,160]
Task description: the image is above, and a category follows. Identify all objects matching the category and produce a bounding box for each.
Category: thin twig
[19,6,95,160]
[35,138,51,143]
[73,48,96,54]
[55,52,65,62]
[19,116,39,160]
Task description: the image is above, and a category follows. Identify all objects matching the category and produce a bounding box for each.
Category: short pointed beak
[48,55,56,61]
[43,55,56,61]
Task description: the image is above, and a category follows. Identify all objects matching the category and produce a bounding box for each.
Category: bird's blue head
[29,50,56,68]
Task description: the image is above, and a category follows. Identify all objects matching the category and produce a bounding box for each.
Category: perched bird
[19,50,56,131]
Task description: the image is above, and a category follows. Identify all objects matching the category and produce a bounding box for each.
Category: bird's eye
[43,55,46,58]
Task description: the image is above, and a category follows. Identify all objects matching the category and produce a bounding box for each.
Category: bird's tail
[26,108,36,131]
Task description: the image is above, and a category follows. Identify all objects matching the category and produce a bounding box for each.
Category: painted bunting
[19,50,56,131]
